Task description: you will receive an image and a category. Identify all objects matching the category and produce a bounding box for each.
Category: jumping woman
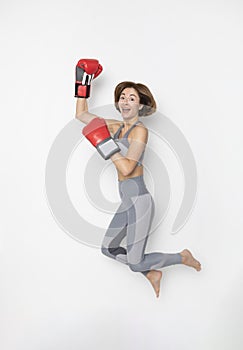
[75,59,201,298]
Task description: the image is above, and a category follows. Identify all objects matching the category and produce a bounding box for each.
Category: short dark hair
[114,81,156,116]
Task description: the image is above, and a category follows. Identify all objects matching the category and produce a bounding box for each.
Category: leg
[101,200,134,265]
[101,198,165,272]
[126,193,182,272]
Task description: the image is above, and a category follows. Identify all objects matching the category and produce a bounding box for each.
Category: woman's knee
[101,246,109,257]
[102,246,126,258]
[129,263,142,272]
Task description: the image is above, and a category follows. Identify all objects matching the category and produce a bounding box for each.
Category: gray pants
[101,176,182,274]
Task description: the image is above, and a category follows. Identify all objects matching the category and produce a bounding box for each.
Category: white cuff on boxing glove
[96,137,120,160]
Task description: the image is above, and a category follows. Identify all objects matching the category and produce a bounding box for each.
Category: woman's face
[117,87,143,120]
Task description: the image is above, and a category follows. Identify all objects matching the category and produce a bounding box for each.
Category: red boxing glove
[75,58,103,98]
[82,118,120,160]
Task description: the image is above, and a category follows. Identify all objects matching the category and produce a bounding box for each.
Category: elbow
[75,112,84,122]
[75,111,93,125]
[120,164,136,177]
[121,170,130,177]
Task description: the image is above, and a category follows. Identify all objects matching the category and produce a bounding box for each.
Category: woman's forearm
[75,98,88,118]
[75,98,97,124]
[110,153,137,177]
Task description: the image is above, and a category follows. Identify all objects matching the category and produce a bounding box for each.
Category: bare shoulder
[132,123,148,143]
[104,118,123,134]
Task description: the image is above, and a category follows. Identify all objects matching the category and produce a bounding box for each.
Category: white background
[1,0,243,349]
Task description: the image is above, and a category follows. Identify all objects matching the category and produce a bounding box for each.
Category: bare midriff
[117,164,144,181]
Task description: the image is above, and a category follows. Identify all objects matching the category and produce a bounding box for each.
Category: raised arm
[74,58,119,132]
[75,97,97,124]
[74,58,103,124]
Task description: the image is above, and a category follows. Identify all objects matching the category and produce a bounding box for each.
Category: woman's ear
[139,104,144,110]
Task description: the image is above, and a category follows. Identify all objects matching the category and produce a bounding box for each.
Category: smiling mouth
[122,109,131,113]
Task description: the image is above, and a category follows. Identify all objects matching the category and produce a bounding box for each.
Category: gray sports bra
[112,121,145,167]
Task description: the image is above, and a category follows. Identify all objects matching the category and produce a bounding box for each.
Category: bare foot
[146,270,162,298]
[180,249,201,271]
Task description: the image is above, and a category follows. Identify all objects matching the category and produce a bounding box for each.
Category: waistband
[118,176,149,197]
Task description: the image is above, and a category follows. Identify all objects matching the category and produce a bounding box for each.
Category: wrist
[110,152,122,161]
[75,83,91,98]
